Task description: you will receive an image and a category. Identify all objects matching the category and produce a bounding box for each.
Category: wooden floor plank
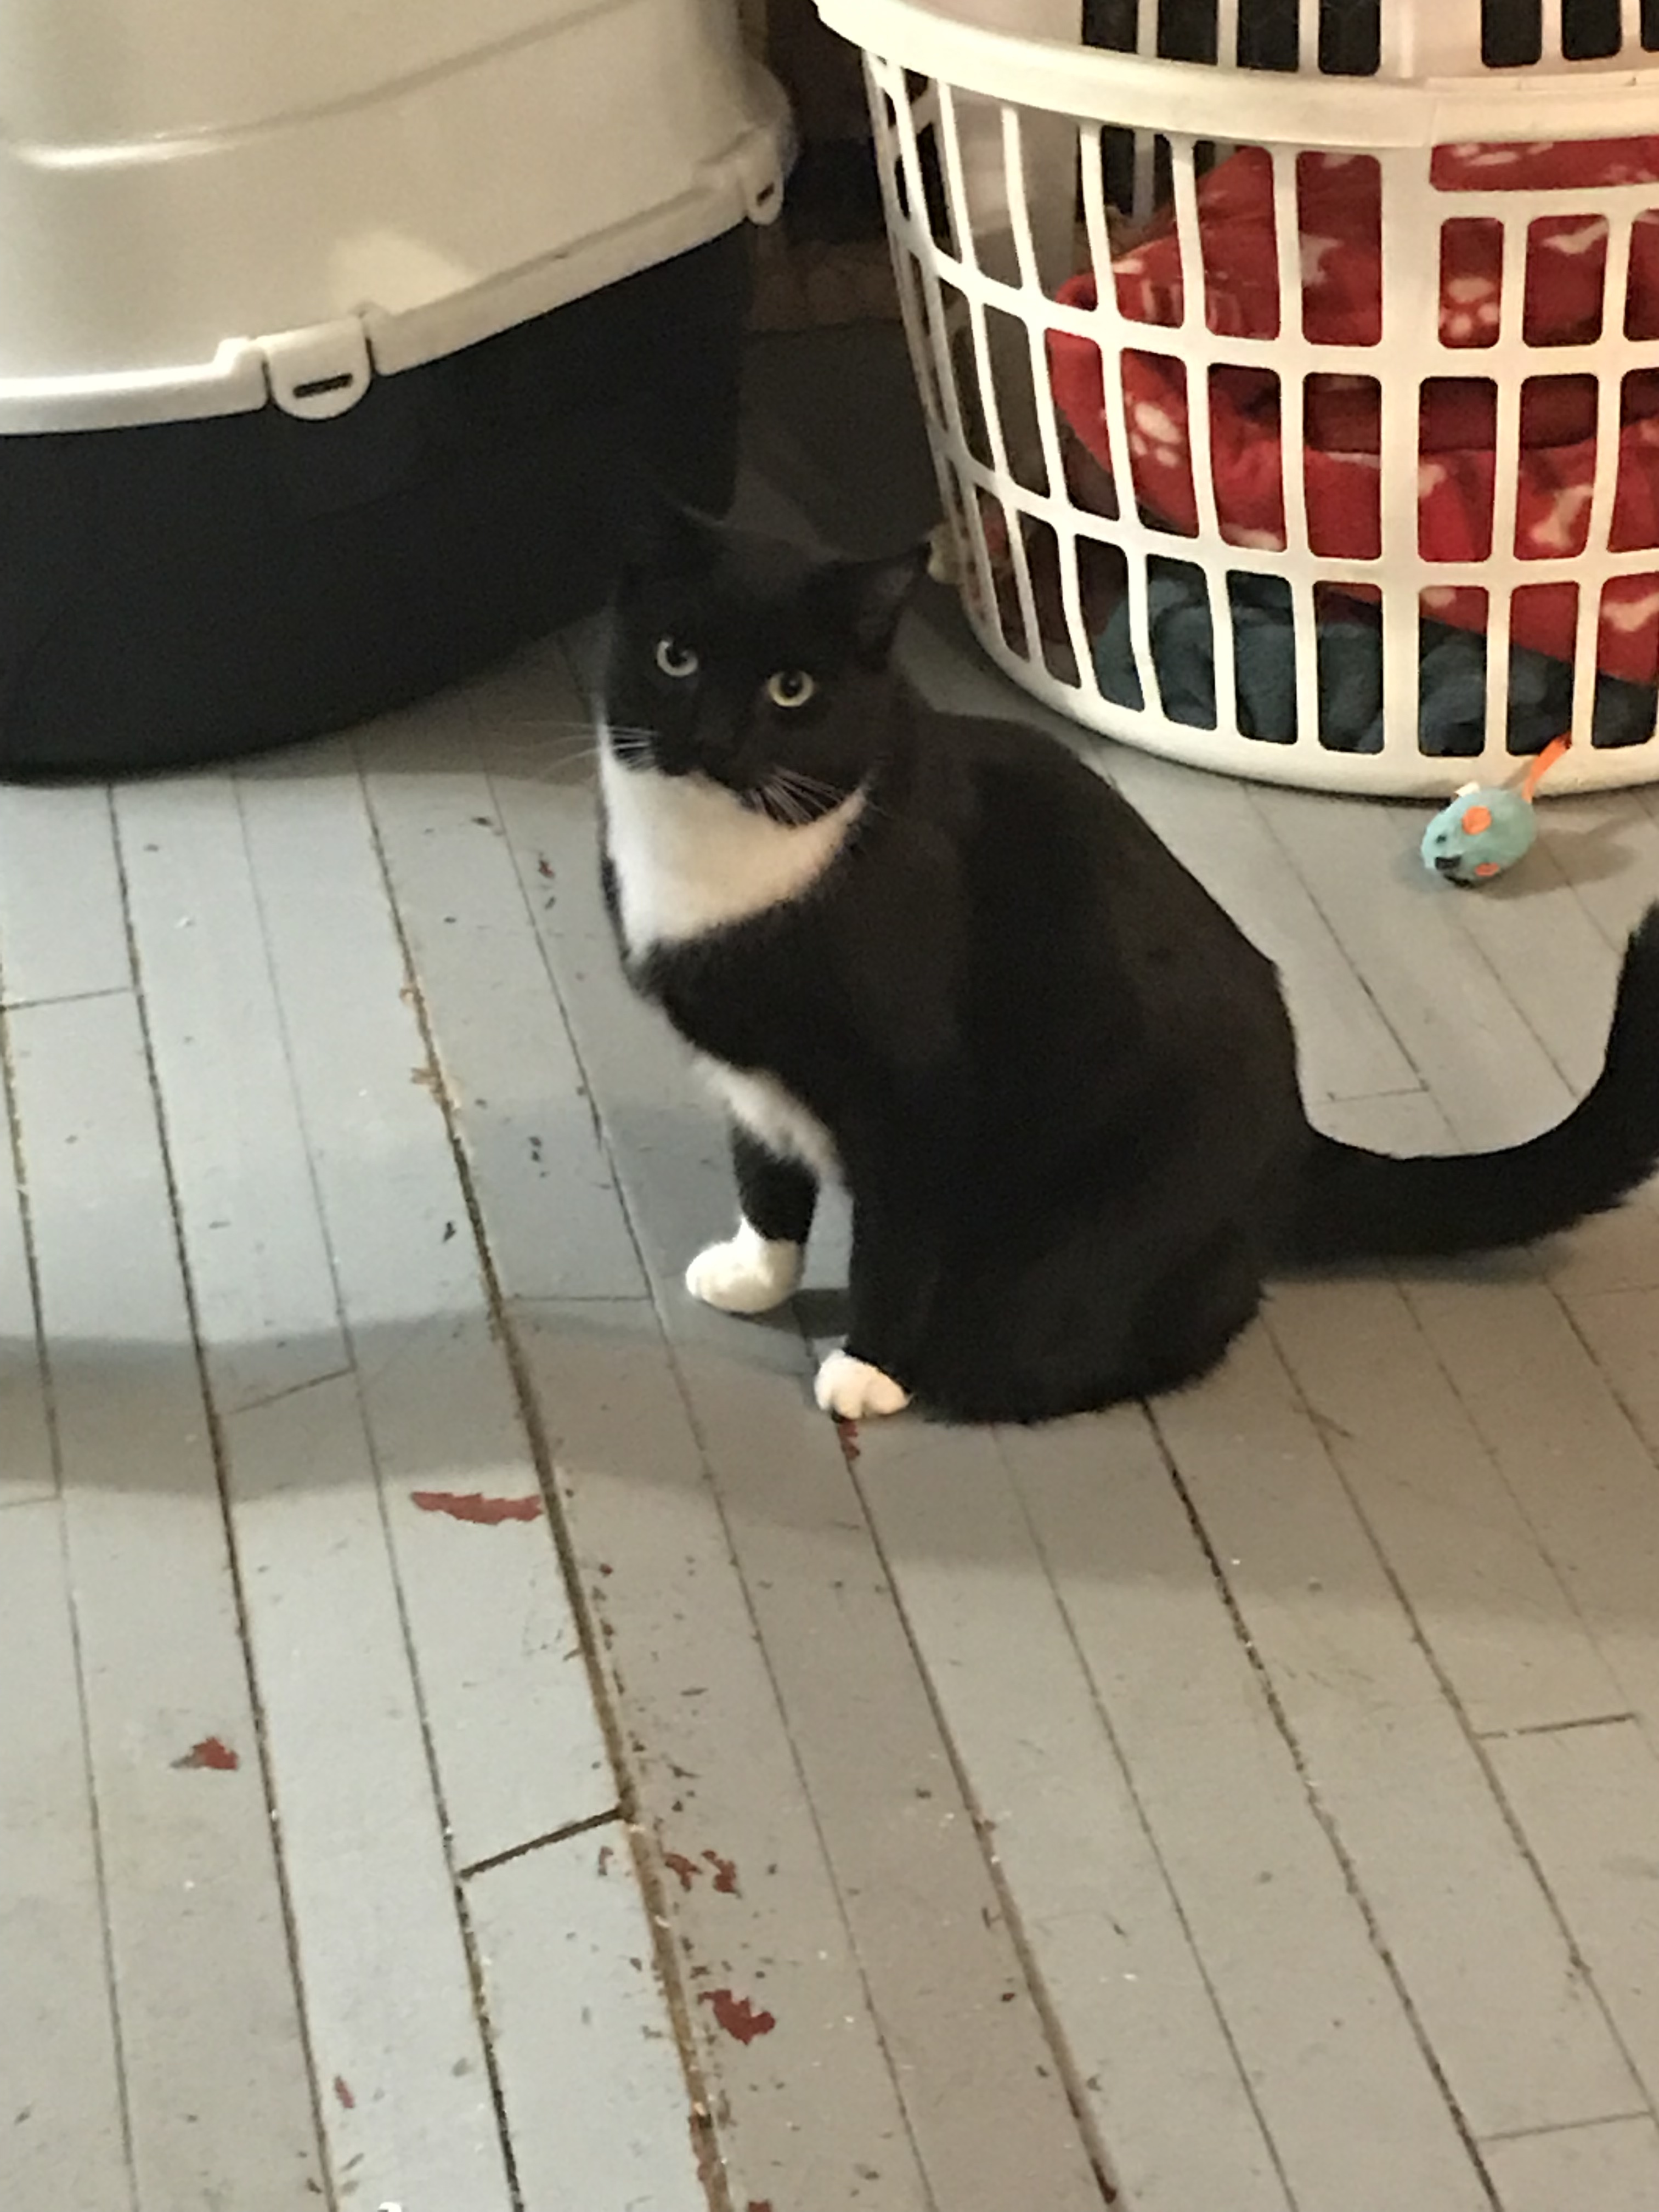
[114,774,349,1415]
[1256,783,1574,1149]
[1488,1720,1659,2111]
[845,1410,1291,2212]
[1259,768,1659,1304]
[368,1303,619,1872]
[0,785,130,1009]
[478,709,720,1294]
[1425,838,1659,1300]
[1484,2116,1659,2212]
[517,1299,939,2212]
[233,744,477,1342]
[1430,819,1624,1097]
[1007,1393,1492,2212]
[0,1499,132,2212]
[468,1822,708,2212]
[1414,1279,1659,1742]
[9,992,324,2212]
[1550,786,1659,954]
[478,716,1104,2210]
[236,744,615,1868]
[1542,1186,1659,1303]
[522,1286,1102,2205]
[223,1373,514,2212]
[1155,1323,1639,2140]
[1572,1282,1659,1472]
[1312,1086,1458,1153]
[0,1046,53,1505]
[360,702,647,1303]
[663,1331,1105,2212]
[1266,1278,1625,1736]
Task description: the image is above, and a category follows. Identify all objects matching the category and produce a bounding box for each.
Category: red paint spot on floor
[836,1417,861,1462]
[703,1849,739,1895]
[663,1851,701,1891]
[332,2075,355,2111]
[172,1737,239,1772]
[537,856,555,879]
[699,1989,777,2045]
[410,1490,543,1525]
[747,2201,775,2212]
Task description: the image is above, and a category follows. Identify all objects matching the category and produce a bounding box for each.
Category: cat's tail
[1282,902,1659,1265]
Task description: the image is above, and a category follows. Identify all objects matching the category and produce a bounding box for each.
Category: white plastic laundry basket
[815,0,1659,794]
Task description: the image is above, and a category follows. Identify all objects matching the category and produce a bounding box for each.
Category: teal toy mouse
[1421,735,1569,885]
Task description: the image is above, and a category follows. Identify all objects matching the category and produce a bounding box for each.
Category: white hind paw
[685,1221,803,1315]
[814,1350,911,1421]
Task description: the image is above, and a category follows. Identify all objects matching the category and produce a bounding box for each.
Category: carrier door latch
[261,316,374,421]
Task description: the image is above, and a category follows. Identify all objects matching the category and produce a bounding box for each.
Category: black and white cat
[598,502,1659,1425]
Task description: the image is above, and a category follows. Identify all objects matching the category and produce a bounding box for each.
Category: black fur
[735,1127,817,1246]
[600,509,1659,1424]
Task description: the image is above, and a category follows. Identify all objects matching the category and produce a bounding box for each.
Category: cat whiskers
[603,726,658,766]
[774,765,952,862]
[751,777,811,827]
[771,766,843,805]
[487,719,659,786]
[751,767,848,827]
[777,768,853,816]
[766,764,909,834]
[488,716,597,742]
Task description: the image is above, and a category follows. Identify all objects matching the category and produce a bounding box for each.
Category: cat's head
[603,498,926,822]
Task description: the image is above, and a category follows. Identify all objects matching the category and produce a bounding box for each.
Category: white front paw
[685,1221,803,1315]
[814,1350,911,1421]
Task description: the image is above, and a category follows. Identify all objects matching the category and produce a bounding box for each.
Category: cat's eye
[654,637,699,679]
[766,670,816,709]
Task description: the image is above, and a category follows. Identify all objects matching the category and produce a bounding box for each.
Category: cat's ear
[844,543,930,663]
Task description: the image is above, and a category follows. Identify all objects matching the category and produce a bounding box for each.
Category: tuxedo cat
[598,505,1659,1424]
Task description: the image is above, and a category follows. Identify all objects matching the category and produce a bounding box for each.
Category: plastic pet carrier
[0,0,788,774]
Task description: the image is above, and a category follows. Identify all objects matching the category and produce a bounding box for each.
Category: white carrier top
[0,0,788,432]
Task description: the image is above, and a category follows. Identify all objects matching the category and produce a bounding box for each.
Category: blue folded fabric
[1093,564,1655,755]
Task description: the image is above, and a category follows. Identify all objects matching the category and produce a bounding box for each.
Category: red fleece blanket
[1047,140,1659,685]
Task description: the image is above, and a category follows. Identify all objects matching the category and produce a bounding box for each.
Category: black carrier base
[0,227,751,777]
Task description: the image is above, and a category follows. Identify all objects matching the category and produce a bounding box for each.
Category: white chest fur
[599,740,864,955]
[699,1058,841,1180]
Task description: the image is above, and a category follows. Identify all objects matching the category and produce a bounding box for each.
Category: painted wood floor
[7,329,1659,2211]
